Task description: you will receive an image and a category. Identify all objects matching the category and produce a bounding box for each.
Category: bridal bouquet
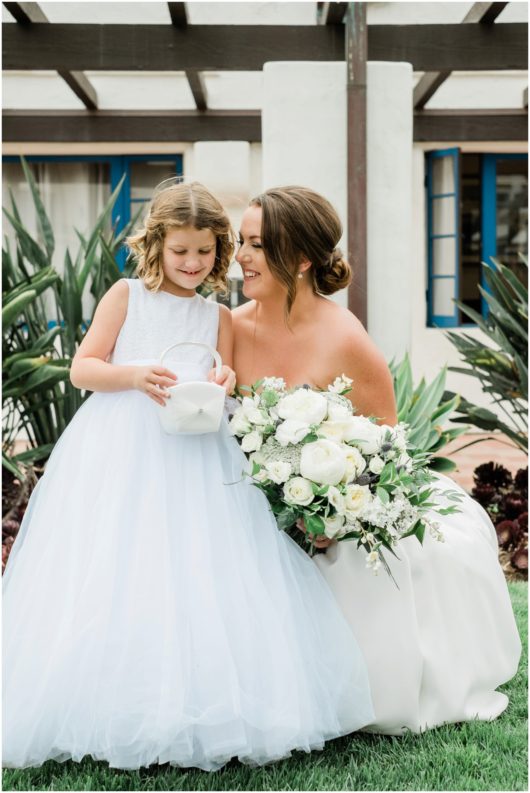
[229,375,462,576]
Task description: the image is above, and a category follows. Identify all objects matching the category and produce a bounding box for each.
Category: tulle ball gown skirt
[3,390,374,771]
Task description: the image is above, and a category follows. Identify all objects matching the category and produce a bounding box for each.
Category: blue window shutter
[426,148,461,328]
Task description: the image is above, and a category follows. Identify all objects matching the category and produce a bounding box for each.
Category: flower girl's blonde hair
[127,181,234,292]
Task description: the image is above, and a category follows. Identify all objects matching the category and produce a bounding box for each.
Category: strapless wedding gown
[315,472,521,733]
[3,279,374,770]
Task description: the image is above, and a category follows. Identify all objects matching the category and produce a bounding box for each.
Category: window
[3,154,184,271]
[426,151,528,327]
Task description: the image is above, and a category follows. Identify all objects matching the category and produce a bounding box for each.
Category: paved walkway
[443,432,527,492]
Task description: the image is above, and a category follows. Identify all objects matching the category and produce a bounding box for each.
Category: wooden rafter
[414,2,509,109]
[2,1,98,110]
[3,23,526,73]
[317,3,348,25]
[167,2,207,112]
[167,2,187,27]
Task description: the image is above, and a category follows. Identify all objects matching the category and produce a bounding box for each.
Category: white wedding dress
[3,279,374,771]
[315,473,521,734]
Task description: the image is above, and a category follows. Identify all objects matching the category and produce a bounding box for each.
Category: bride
[232,184,522,734]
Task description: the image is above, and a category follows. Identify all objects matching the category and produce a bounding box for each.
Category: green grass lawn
[3,582,527,792]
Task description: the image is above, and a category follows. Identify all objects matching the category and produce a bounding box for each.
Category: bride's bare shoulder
[324,302,389,370]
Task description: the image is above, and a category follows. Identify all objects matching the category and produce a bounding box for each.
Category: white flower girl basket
[157,341,226,435]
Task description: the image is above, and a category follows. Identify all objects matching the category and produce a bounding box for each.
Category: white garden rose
[253,466,268,483]
[369,455,385,475]
[300,439,346,486]
[323,513,346,539]
[327,485,346,515]
[277,389,328,425]
[241,430,263,453]
[342,445,367,483]
[275,418,312,447]
[283,476,315,506]
[344,416,383,454]
[343,484,371,517]
[326,401,352,421]
[317,420,349,443]
[240,396,268,426]
[265,460,292,484]
[228,410,251,436]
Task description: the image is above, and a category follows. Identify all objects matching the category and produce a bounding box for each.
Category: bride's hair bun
[315,248,351,295]
[250,186,352,313]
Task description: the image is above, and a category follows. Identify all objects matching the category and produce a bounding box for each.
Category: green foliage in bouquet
[445,257,528,452]
[2,157,138,474]
[390,354,468,474]
[231,377,463,581]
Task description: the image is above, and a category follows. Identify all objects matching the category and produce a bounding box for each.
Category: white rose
[342,445,367,483]
[344,416,383,455]
[300,439,346,486]
[275,418,312,447]
[229,410,251,436]
[343,484,371,518]
[265,461,292,484]
[241,430,263,453]
[326,401,352,421]
[253,467,268,483]
[283,476,315,506]
[369,455,385,475]
[277,389,328,425]
[240,396,269,426]
[323,513,346,539]
[327,485,346,515]
[317,420,348,443]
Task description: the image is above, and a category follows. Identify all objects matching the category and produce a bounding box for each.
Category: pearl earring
[298,272,303,279]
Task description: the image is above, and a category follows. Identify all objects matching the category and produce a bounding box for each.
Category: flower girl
[3,182,373,771]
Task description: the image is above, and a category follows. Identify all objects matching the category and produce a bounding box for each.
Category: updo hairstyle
[127,181,235,293]
[250,185,352,313]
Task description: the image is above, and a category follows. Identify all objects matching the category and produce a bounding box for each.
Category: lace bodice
[110,279,220,378]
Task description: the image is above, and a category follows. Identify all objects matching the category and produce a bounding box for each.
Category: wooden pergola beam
[3,23,526,72]
[413,109,528,141]
[167,2,187,27]
[3,109,526,144]
[414,3,510,109]
[462,2,507,24]
[317,3,348,24]
[3,1,98,111]
[1,110,262,142]
[414,71,451,110]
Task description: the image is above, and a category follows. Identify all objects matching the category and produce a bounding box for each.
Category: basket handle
[159,342,222,380]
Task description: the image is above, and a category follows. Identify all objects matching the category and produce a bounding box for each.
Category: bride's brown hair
[127,181,234,293]
[250,185,352,314]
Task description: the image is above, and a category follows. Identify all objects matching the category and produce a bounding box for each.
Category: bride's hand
[296,518,333,549]
[208,364,236,395]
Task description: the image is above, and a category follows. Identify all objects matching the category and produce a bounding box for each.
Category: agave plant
[445,257,528,452]
[3,157,138,473]
[390,355,468,472]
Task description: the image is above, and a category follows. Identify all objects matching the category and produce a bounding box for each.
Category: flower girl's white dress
[3,280,374,771]
[315,475,521,734]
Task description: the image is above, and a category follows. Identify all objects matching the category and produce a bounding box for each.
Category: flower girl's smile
[161,226,216,296]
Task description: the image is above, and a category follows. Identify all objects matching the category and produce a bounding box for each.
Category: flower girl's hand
[296,518,333,549]
[132,365,177,406]
[208,365,236,395]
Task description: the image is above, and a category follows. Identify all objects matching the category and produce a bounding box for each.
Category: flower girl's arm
[70,281,176,402]
[207,304,236,394]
